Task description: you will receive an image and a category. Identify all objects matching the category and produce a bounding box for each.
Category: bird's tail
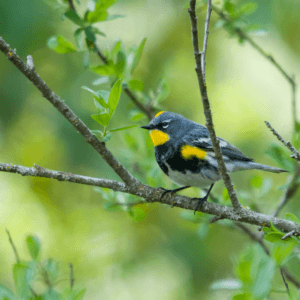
[248,162,288,173]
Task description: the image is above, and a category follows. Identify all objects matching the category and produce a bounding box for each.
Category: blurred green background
[1,0,300,299]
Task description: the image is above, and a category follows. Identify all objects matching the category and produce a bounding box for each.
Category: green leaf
[101,132,112,143]
[92,63,116,76]
[91,130,103,139]
[224,2,235,14]
[108,79,122,115]
[265,143,294,172]
[271,241,298,266]
[74,288,87,300]
[86,5,108,23]
[27,235,41,260]
[0,284,15,300]
[92,77,110,86]
[47,36,76,53]
[250,175,262,188]
[265,232,284,243]
[128,206,146,222]
[98,90,110,105]
[115,51,126,78]
[128,79,144,91]
[92,27,106,37]
[262,227,273,234]
[74,28,84,50]
[285,213,300,224]
[222,188,230,202]
[103,202,123,212]
[210,279,242,291]
[130,38,147,74]
[13,262,35,298]
[82,86,98,97]
[111,40,122,58]
[251,258,275,299]
[110,125,138,132]
[91,113,111,126]
[239,2,257,15]
[84,26,96,42]
[64,9,84,26]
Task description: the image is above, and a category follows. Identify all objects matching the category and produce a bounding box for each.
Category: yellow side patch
[155,111,165,118]
[181,145,207,160]
[150,130,170,146]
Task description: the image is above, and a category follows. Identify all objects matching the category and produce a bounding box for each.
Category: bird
[141,111,287,212]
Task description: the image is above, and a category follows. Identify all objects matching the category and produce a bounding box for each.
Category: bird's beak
[141,125,152,130]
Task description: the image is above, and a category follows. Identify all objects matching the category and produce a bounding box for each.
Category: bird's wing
[183,128,254,162]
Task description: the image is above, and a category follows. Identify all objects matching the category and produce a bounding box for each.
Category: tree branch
[211,4,297,130]
[265,121,300,161]
[188,0,242,211]
[0,36,139,187]
[1,162,300,235]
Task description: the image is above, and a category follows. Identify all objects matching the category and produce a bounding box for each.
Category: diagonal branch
[211,5,297,130]
[1,162,300,235]
[265,121,300,161]
[188,0,242,210]
[0,36,138,187]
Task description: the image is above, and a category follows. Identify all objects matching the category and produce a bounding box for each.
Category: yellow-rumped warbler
[141,111,287,212]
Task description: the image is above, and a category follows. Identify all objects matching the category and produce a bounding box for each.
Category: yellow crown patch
[150,130,170,147]
[181,145,207,160]
[155,111,165,118]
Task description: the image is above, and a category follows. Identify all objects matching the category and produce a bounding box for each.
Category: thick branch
[188,0,242,210]
[0,36,138,187]
[1,162,300,235]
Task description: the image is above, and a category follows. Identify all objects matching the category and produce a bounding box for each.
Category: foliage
[0,234,86,300]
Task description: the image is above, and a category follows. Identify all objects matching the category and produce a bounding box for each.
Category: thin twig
[70,263,74,289]
[265,121,300,161]
[280,269,290,295]
[0,36,138,187]
[6,229,20,263]
[211,5,295,87]
[201,0,212,83]
[1,162,300,235]
[282,230,296,240]
[210,215,224,223]
[188,0,242,211]
[273,166,300,217]
[67,0,75,11]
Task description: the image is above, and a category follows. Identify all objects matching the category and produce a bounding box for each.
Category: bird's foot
[159,186,190,207]
[192,195,209,215]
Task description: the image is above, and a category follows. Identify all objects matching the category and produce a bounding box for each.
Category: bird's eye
[162,122,170,129]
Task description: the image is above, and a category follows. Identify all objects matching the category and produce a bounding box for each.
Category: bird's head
[141,111,187,147]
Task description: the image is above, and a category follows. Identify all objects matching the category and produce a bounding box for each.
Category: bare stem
[6,229,20,263]
[188,0,242,210]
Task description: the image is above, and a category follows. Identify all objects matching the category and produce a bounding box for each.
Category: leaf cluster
[0,235,86,300]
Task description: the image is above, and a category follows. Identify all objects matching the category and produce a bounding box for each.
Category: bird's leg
[159,186,191,206]
[192,183,214,214]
